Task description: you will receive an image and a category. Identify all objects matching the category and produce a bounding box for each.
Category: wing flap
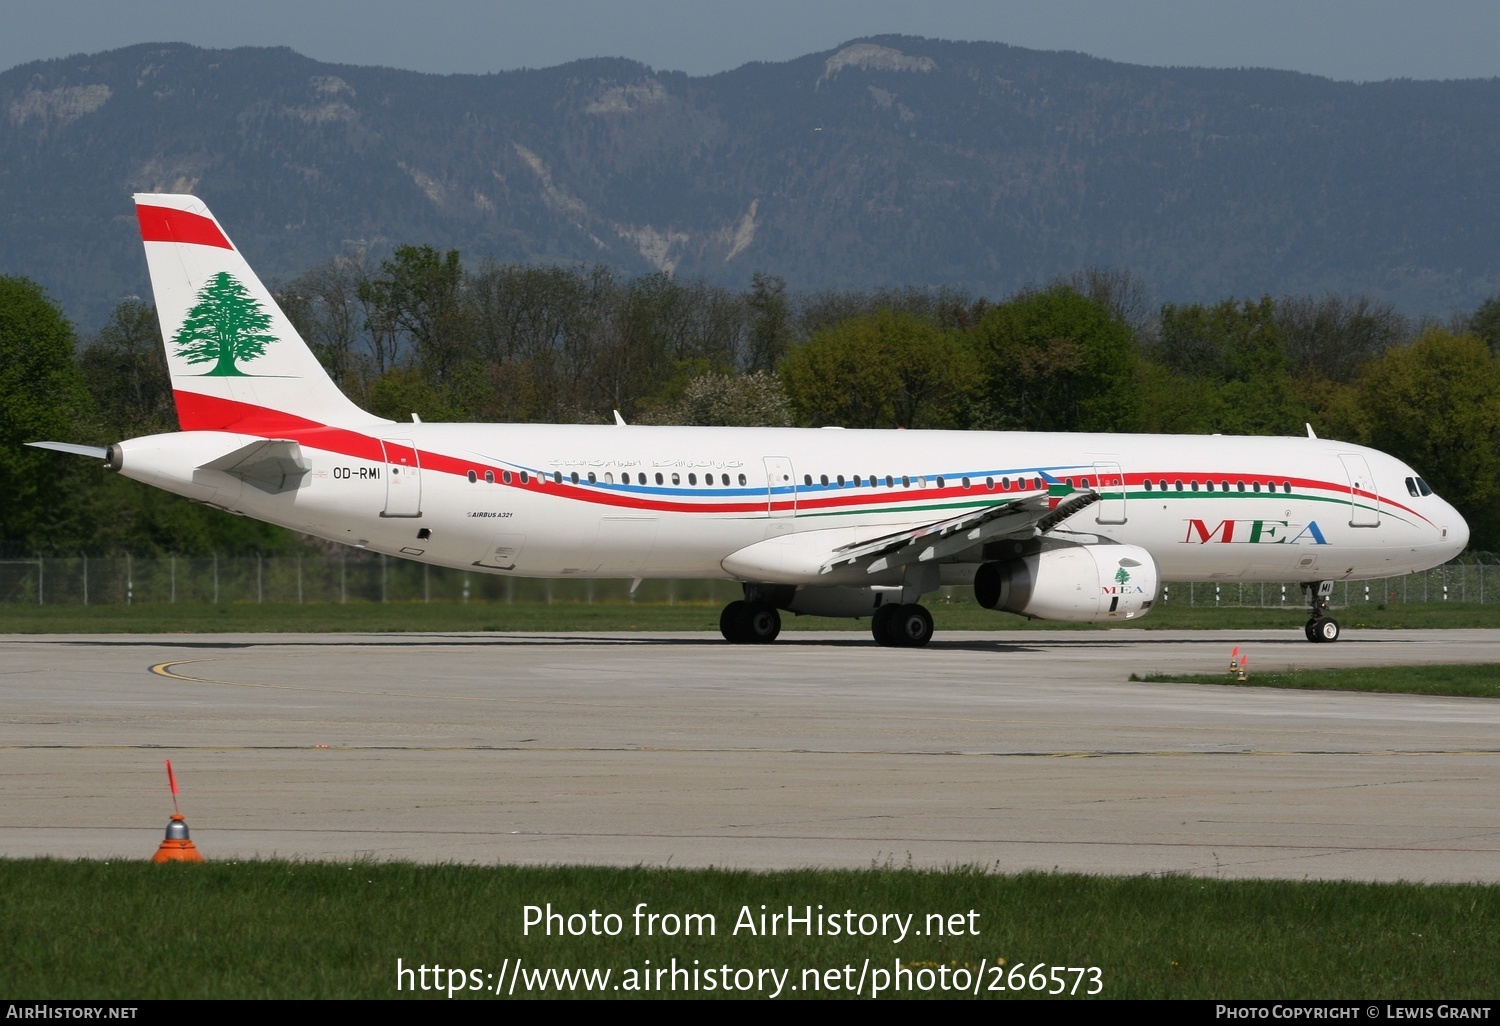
[820,488,1102,575]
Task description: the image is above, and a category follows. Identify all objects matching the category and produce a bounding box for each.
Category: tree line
[3,251,1499,556]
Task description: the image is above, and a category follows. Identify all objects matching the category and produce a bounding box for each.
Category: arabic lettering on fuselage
[546,457,746,470]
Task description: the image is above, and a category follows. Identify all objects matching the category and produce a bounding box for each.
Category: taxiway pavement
[2,628,1497,881]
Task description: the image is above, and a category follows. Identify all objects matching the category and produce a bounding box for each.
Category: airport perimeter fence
[0,551,1497,608]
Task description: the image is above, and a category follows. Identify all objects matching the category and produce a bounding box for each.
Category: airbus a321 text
[30,195,1470,646]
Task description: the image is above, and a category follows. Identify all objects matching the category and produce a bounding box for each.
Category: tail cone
[152,813,203,863]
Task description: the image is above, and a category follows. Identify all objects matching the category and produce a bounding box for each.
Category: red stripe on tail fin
[136,204,233,250]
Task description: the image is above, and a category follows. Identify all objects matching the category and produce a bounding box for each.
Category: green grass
[2,860,1496,999]
[2,599,1500,634]
[1134,663,1500,699]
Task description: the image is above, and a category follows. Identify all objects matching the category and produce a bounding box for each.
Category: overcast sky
[6,0,1500,82]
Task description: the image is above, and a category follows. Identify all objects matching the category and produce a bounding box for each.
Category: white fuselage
[113,423,1468,587]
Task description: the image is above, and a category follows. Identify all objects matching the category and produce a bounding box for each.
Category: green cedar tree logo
[173,272,277,376]
[1114,566,1132,587]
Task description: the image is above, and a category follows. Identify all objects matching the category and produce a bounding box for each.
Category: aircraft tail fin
[133,194,382,433]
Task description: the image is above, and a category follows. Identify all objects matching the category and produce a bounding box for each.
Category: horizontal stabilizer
[26,441,109,460]
[199,439,310,494]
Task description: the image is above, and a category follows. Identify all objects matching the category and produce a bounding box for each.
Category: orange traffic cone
[1236,655,1249,683]
[152,813,203,863]
[151,760,203,862]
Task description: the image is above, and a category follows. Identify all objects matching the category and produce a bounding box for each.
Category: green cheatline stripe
[1122,490,1412,526]
[785,489,1411,528]
[798,498,1015,519]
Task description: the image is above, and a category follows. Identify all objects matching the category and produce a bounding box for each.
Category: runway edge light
[151,759,203,864]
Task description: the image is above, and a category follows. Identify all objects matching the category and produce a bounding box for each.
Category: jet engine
[974,544,1159,622]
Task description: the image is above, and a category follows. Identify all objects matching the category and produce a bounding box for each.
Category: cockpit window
[1416,477,1433,496]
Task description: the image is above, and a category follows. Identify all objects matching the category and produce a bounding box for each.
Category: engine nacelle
[974,544,1159,622]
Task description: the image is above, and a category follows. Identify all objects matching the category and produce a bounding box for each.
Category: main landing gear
[1302,581,1339,643]
[719,599,781,643]
[872,602,934,648]
[717,595,935,647]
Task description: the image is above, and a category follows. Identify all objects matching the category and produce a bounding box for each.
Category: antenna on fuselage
[1306,423,1317,439]
[614,410,628,426]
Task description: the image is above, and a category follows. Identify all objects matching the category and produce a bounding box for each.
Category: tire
[893,604,934,648]
[872,603,901,647]
[1304,620,1318,643]
[719,600,749,643]
[1316,616,1340,643]
[744,601,781,643]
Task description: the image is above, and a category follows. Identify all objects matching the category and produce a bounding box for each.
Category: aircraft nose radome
[1448,512,1471,556]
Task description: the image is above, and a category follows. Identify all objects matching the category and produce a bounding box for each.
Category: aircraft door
[1338,454,1380,527]
[763,457,795,519]
[379,438,422,518]
[1092,460,1127,524]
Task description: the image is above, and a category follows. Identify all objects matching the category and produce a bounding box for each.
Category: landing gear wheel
[872,603,902,647]
[1312,616,1340,643]
[1304,619,1318,643]
[720,600,749,643]
[743,601,781,643]
[892,604,934,648]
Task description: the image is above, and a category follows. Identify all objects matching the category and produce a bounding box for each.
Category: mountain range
[4,37,1500,330]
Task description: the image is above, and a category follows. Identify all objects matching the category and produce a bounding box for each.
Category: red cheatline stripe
[171,391,1425,522]
[136,204,233,250]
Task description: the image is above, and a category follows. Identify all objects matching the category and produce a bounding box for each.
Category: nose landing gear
[1302,581,1339,643]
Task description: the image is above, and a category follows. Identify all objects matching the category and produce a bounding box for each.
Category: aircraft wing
[819,488,1102,575]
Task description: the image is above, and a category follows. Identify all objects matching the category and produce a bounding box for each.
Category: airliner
[31,195,1470,646]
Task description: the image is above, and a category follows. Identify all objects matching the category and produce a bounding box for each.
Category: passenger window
[885,475,894,488]
[819,474,828,486]
[1252,481,1260,492]
[504,471,514,484]
[1190,480,1198,491]
[655,472,664,485]
[902,475,911,488]
[986,477,994,489]
[603,472,612,484]
[553,472,562,484]
[467,470,477,483]
[837,474,845,487]
[570,472,579,484]
[1236,481,1245,492]
[804,474,812,486]
[1205,481,1214,492]
[1174,480,1183,491]
[689,473,697,485]
[1282,482,1290,493]
[672,473,680,485]
[485,471,494,484]
[1144,479,1152,491]
[738,473,746,486]
[587,472,596,484]
[520,471,530,484]
[962,477,971,489]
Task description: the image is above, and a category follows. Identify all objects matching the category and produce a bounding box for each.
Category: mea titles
[524,903,981,942]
